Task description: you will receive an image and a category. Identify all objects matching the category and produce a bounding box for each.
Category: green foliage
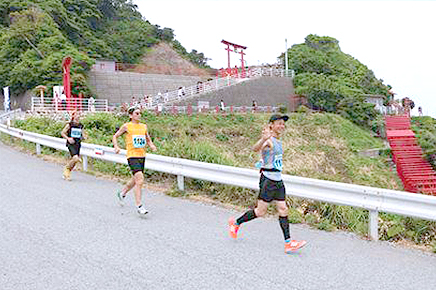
[287,208,304,224]
[411,116,436,168]
[0,0,210,96]
[283,34,390,127]
[0,5,94,94]
[337,96,379,128]
[172,40,211,68]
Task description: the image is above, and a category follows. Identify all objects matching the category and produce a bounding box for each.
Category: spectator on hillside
[88,96,96,112]
[141,96,147,109]
[131,96,138,107]
[252,100,257,113]
[220,99,225,111]
[164,90,169,102]
[197,81,203,94]
[60,90,67,110]
[178,87,183,100]
[418,106,423,116]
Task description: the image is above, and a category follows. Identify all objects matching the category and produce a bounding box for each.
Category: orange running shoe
[228,217,240,239]
[285,240,307,253]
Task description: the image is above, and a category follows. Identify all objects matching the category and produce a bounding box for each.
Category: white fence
[133,68,295,108]
[1,123,436,241]
[142,105,279,114]
[151,76,240,106]
[249,67,295,78]
[31,97,109,113]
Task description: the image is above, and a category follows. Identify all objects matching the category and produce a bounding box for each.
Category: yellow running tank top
[125,122,147,158]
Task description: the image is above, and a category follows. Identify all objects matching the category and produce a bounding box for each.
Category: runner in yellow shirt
[112,107,157,216]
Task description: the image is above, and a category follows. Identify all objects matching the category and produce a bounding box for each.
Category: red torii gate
[221,40,247,78]
[62,56,72,111]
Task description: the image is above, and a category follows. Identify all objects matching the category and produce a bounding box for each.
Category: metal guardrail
[0,109,23,124]
[1,123,436,241]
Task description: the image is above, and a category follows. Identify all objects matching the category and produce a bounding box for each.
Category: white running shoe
[137,205,149,217]
[117,190,126,207]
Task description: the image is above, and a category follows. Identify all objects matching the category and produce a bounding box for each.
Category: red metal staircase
[385,115,436,195]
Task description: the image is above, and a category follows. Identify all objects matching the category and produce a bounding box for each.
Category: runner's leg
[276,200,290,241]
[133,171,144,207]
[121,177,136,196]
[67,155,80,170]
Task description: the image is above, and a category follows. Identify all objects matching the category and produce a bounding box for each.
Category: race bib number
[132,135,146,148]
[273,154,283,171]
[71,128,82,138]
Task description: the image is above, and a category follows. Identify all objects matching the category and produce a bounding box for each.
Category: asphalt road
[1,141,436,290]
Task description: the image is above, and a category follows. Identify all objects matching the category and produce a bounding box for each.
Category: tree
[281,34,390,126]
[0,6,93,94]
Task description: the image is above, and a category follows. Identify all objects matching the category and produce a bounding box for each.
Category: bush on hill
[282,34,390,128]
[0,0,209,97]
[411,116,436,168]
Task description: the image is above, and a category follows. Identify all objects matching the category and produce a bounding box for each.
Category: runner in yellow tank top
[112,107,157,216]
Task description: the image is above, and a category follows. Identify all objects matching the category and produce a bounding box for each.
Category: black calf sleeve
[279,216,290,241]
[236,209,257,225]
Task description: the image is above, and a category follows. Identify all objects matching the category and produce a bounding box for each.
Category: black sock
[236,209,257,225]
[279,216,291,241]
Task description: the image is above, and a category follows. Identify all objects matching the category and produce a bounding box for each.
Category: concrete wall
[173,77,294,108]
[89,71,210,104]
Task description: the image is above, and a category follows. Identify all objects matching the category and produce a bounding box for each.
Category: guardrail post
[36,143,41,155]
[177,175,184,191]
[82,155,88,172]
[369,210,379,240]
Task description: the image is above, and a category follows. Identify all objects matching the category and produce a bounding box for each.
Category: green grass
[4,111,435,250]
[411,116,436,168]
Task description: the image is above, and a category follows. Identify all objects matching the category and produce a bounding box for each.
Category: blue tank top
[261,137,283,181]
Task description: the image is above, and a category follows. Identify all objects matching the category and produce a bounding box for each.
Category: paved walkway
[1,141,436,290]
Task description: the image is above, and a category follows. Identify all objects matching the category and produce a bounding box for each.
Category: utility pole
[285,38,288,76]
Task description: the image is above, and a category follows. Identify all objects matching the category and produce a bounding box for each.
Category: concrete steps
[385,115,436,195]
[172,76,294,107]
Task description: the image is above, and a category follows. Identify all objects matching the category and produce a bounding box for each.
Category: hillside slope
[133,42,214,77]
[11,112,400,190]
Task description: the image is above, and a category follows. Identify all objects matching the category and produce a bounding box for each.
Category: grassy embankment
[411,116,436,168]
[2,111,435,251]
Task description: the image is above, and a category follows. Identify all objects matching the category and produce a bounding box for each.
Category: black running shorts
[67,142,81,157]
[128,157,145,175]
[258,173,286,202]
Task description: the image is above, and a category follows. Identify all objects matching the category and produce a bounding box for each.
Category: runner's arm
[61,123,70,139]
[145,133,157,152]
[61,124,74,144]
[112,124,127,153]
[144,125,157,152]
[252,125,273,152]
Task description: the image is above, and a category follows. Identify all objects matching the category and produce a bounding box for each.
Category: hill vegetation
[412,116,436,168]
[0,0,210,96]
[281,34,390,127]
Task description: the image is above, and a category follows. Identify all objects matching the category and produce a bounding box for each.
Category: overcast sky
[134,0,436,117]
